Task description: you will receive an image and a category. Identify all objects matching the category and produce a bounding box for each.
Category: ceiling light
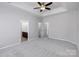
[34,2,52,12]
[40,5,45,10]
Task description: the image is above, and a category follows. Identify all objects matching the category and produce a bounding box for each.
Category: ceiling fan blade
[45,7,51,10]
[45,2,52,6]
[37,2,41,6]
[40,10,43,12]
[42,2,45,5]
[34,7,40,9]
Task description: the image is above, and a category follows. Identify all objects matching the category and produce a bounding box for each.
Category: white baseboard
[0,38,22,50]
[0,42,20,50]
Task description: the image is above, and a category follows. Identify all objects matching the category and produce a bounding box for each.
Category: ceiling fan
[34,2,53,12]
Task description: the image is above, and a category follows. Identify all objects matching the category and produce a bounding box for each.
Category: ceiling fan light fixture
[40,5,45,10]
[34,2,53,12]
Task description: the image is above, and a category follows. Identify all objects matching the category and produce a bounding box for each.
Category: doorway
[38,22,48,38]
[20,20,29,42]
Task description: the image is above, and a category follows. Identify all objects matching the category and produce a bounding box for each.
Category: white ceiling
[8,2,79,17]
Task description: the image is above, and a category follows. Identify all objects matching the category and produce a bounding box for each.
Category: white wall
[43,10,78,44]
[0,3,21,48]
[0,3,40,48]
[77,10,79,49]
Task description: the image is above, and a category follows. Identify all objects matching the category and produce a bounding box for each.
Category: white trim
[48,37,77,45]
[0,42,20,50]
